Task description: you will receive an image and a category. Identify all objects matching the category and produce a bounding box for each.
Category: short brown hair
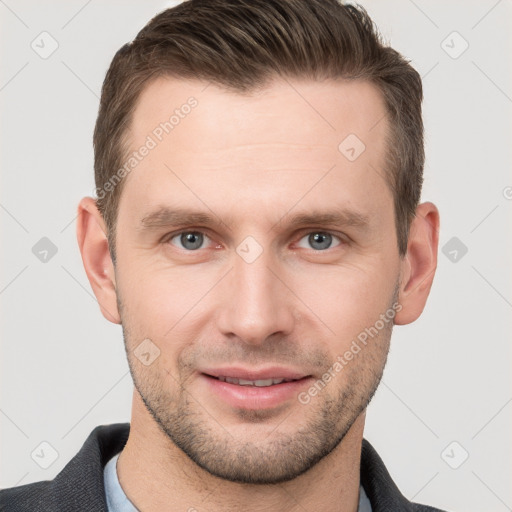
[94,0,424,260]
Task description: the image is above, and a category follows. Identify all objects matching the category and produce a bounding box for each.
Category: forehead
[128,76,389,155]
[118,76,392,226]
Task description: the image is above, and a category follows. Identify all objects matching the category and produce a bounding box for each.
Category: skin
[77,76,439,512]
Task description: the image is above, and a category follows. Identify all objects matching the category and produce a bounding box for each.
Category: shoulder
[0,481,52,512]
[361,439,450,512]
[411,506,449,512]
[411,505,449,512]
[0,423,130,512]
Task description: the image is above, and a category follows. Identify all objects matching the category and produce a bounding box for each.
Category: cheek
[290,263,397,349]
[116,264,215,365]
[117,257,191,323]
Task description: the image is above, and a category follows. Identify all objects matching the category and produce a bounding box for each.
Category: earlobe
[394,202,440,325]
[76,197,121,324]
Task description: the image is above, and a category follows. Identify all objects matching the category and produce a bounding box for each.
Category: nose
[216,250,296,346]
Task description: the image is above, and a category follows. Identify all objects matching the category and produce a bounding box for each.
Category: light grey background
[1,1,511,511]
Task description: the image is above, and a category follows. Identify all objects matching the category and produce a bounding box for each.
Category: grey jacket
[0,423,448,511]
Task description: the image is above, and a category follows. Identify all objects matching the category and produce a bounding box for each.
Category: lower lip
[201,374,313,410]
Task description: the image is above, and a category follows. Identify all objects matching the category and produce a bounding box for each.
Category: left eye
[169,231,210,250]
[296,232,342,251]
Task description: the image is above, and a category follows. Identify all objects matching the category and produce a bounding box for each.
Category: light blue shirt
[104,454,138,512]
[104,453,372,511]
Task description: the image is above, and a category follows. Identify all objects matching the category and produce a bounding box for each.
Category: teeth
[217,376,294,387]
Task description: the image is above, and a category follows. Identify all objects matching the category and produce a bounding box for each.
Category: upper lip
[201,366,309,381]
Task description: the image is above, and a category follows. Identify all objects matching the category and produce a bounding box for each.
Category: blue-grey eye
[297,232,341,251]
[170,231,206,250]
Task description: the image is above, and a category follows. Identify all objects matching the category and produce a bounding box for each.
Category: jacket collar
[30,423,428,511]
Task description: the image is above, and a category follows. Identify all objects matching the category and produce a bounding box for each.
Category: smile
[215,376,297,387]
[199,369,313,410]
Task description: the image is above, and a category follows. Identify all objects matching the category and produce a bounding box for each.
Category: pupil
[181,232,203,250]
[309,232,332,250]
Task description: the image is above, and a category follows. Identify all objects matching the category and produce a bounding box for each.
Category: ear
[394,202,440,325]
[76,197,121,324]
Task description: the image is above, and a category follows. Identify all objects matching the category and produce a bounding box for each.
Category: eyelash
[164,229,347,252]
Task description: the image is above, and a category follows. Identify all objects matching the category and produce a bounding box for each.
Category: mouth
[208,375,302,387]
[199,368,313,410]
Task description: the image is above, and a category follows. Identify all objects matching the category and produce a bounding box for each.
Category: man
[0,0,445,510]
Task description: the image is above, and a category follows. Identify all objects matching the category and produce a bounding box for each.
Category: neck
[117,392,365,512]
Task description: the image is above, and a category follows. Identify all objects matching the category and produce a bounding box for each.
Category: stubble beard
[119,292,395,484]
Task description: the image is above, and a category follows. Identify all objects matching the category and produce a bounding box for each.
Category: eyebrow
[279,210,370,230]
[140,208,216,229]
[139,206,371,232]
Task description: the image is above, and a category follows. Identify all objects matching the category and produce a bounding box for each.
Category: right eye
[168,231,210,251]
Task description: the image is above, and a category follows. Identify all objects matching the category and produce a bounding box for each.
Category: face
[113,77,402,483]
